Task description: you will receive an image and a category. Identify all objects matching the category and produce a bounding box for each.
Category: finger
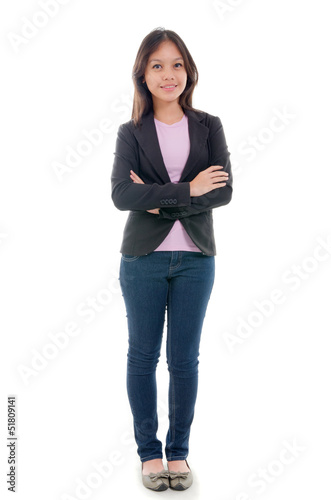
[210,170,228,176]
[209,165,224,171]
[130,171,144,184]
[210,182,227,189]
[210,172,229,180]
[203,165,222,173]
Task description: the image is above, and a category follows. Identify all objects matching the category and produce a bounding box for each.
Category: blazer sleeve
[158,116,233,220]
[111,123,191,211]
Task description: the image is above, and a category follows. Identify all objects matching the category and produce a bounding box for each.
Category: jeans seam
[168,251,182,275]
[168,281,176,452]
[171,374,175,452]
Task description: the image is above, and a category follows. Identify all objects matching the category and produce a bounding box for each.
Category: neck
[152,100,184,125]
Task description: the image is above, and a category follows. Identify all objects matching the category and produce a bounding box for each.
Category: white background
[1,0,330,498]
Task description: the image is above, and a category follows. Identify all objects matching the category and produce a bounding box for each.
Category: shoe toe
[169,470,193,490]
[142,468,170,491]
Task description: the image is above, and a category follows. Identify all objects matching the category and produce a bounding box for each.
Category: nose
[162,67,175,80]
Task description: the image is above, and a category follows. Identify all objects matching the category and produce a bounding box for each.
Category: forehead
[148,40,183,62]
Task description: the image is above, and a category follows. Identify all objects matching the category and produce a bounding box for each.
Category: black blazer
[111,108,233,256]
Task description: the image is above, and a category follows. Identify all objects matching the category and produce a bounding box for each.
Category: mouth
[160,84,177,90]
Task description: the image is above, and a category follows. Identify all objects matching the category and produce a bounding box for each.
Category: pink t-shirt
[153,114,202,253]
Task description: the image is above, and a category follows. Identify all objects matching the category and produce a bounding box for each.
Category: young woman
[111,27,233,491]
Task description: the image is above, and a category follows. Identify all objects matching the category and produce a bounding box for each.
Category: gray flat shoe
[141,464,170,491]
[168,459,193,490]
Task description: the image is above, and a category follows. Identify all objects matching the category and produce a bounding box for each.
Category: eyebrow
[149,57,184,63]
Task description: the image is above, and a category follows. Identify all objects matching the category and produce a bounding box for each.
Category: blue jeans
[119,251,215,463]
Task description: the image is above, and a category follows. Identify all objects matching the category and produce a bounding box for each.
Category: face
[143,40,187,107]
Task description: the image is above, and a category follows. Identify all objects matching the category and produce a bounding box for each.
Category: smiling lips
[161,84,177,90]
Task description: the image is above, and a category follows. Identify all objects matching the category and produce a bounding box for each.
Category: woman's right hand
[189,165,229,197]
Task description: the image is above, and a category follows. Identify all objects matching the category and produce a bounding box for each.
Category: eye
[152,64,162,69]
[174,62,183,68]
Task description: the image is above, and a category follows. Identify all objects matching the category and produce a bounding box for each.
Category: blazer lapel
[132,108,209,184]
[133,111,170,184]
[179,109,209,182]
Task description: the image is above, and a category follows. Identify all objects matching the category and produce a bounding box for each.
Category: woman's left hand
[130,170,160,214]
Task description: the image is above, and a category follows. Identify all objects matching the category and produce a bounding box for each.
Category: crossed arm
[130,166,230,217]
[111,116,233,218]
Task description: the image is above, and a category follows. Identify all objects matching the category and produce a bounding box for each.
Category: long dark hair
[132,27,199,126]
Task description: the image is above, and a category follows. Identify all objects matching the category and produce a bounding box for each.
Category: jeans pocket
[121,254,141,262]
